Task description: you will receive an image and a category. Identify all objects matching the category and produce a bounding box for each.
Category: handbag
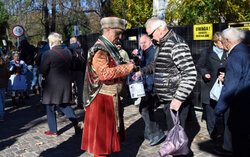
[159,110,189,156]
[210,78,223,101]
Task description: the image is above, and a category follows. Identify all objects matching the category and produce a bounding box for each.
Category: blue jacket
[140,44,155,92]
[215,43,250,115]
[68,43,79,49]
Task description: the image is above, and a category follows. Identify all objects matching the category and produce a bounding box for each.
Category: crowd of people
[0,33,86,134]
[0,16,249,157]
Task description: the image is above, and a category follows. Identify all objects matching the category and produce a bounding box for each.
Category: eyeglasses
[148,28,157,39]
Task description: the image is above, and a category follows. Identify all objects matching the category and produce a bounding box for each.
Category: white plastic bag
[210,78,223,101]
[127,72,145,99]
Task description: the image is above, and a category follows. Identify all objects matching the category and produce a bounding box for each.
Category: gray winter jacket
[141,29,197,102]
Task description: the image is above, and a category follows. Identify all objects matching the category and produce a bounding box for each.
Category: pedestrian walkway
[0,94,222,157]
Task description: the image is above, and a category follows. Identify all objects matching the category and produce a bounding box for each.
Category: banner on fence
[229,22,250,30]
[193,24,213,40]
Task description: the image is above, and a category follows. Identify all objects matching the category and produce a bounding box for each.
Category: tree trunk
[152,0,169,20]
[43,0,50,37]
[51,0,56,32]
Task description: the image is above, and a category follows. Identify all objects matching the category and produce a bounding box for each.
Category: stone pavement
[0,94,223,157]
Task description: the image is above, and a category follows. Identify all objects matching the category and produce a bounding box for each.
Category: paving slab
[0,95,223,157]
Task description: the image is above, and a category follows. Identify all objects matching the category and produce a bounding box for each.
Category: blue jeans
[31,65,38,87]
[26,65,33,94]
[139,92,164,141]
[46,104,78,133]
[0,88,6,117]
[38,74,43,88]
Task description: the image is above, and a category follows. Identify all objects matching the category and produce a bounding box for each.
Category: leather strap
[52,49,70,68]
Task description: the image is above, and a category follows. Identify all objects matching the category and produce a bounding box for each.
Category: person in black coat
[68,37,85,108]
[40,32,80,136]
[197,32,227,140]
[18,38,37,95]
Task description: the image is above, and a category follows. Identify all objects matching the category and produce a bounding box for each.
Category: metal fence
[78,22,247,109]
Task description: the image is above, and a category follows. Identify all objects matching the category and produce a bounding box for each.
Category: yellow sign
[229,23,250,30]
[193,24,213,40]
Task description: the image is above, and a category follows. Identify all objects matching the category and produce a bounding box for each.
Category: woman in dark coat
[40,32,80,135]
[197,32,227,139]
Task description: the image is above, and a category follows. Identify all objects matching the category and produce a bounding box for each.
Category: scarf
[98,36,125,65]
[213,45,223,60]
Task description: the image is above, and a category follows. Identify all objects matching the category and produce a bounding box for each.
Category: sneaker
[0,117,4,122]
[44,131,58,136]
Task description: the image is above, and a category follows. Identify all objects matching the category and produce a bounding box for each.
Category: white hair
[70,37,77,44]
[240,29,248,40]
[140,34,151,42]
[145,17,167,31]
[222,27,243,44]
[48,32,62,45]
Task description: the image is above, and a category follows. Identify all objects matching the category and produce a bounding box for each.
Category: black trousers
[163,100,190,131]
[204,100,217,136]
[204,99,225,139]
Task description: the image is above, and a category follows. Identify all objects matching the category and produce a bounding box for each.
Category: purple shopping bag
[159,110,189,156]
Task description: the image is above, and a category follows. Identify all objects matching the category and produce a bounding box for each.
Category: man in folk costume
[81,17,136,157]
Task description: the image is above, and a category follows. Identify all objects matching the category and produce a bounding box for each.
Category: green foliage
[57,10,90,42]
[166,0,250,25]
[0,1,8,38]
[109,0,153,28]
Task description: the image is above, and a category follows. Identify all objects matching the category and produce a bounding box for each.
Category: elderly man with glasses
[133,18,197,155]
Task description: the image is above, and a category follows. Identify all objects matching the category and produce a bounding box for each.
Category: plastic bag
[210,78,223,101]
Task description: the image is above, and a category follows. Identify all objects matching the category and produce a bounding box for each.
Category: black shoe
[57,112,65,116]
[12,98,17,106]
[77,104,84,109]
[19,98,25,105]
[149,134,166,146]
[144,136,151,142]
[214,146,232,156]
[25,95,29,99]
[74,122,82,135]
[31,86,36,94]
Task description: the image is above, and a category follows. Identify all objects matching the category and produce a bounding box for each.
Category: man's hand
[128,59,135,64]
[218,72,225,82]
[132,49,138,55]
[127,62,136,69]
[132,71,141,80]
[205,74,211,79]
[170,98,182,111]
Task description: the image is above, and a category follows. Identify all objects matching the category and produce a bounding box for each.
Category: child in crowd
[8,52,27,105]
[0,56,10,121]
